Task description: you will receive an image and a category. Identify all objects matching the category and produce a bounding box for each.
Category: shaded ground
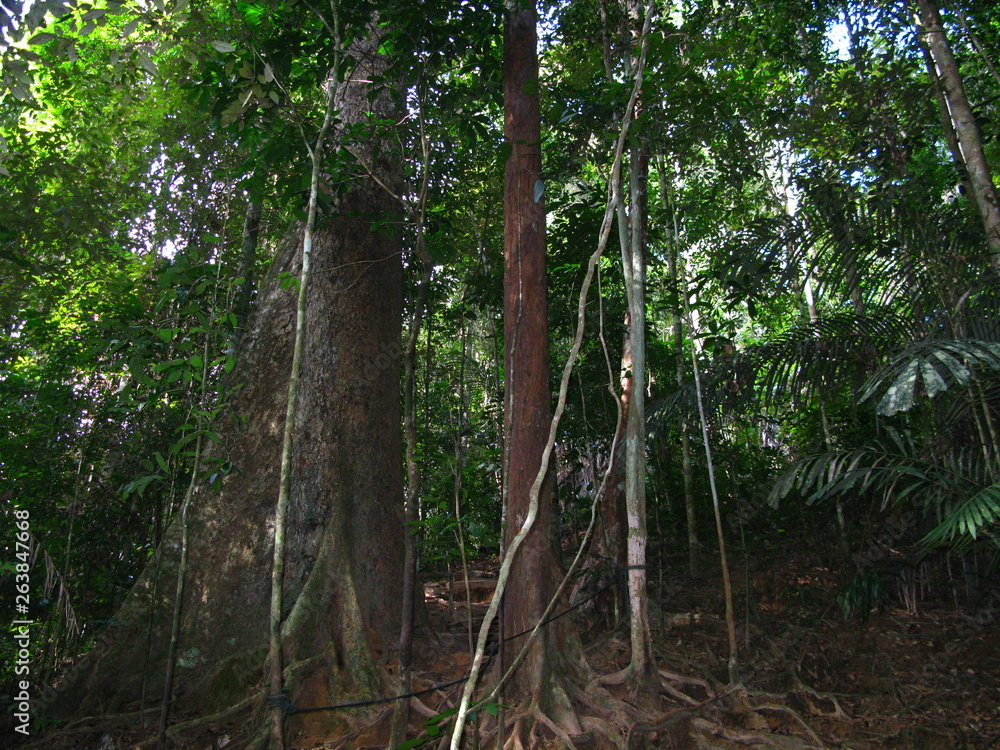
[397,544,999,750]
[639,548,1000,750]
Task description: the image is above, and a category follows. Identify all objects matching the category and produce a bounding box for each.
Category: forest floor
[28,542,998,750]
[411,542,1000,750]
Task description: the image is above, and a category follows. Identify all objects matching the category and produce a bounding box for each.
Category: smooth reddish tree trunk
[502,0,558,698]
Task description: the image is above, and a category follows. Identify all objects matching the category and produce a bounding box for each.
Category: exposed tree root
[593,665,630,687]
[20,723,141,750]
[21,696,260,750]
[572,680,637,729]
[486,680,603,750]
[501,713,528,750]
[622,706,693,750]
[20,704,161,745]
[657,668,716,698]
[534,706,581,750]
[579,715,626,750]
[575,661,846,750]
[658,677,700,706]
[409,695,441,719]
[133,694,258,747]
[789,674,851,720]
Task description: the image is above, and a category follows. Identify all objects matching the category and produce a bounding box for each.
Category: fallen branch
[753,703,826,747]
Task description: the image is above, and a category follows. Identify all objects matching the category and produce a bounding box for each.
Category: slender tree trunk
[622,95,655,693]
[657,155,698,576]
[389,78,435,750]
[915,29,969,192]
[915,0,1000,274]
[232,193,263,346]
[158,269,220,749]
[452,7,653,740]
[684,297,739,685]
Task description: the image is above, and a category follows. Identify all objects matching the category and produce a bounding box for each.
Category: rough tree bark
[39,28,404,749]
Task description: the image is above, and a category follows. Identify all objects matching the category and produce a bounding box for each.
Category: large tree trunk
[915,0,1000,275]
[40,33,404,746]
[502,0,560,701]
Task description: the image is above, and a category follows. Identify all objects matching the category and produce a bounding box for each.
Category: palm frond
[715,214,806,299]
[770,424,1000,550]
[768,427,977,511]
[963,286,1000,341]
[859,339,1000,416]
[743,312,910,408]
[921,484,1000,552]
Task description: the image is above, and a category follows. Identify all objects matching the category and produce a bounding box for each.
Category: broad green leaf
[919,359,947,399]
[928,348,970,386]
[137,50,157,76]
[877,359,918,416]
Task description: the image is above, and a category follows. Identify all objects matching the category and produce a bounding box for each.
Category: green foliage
[860,340,1000,416]
[922,485,1000,551]
[3,0,1000,709]
[395,702,499,750]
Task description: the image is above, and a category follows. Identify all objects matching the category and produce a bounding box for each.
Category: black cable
[288,674,471,715]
